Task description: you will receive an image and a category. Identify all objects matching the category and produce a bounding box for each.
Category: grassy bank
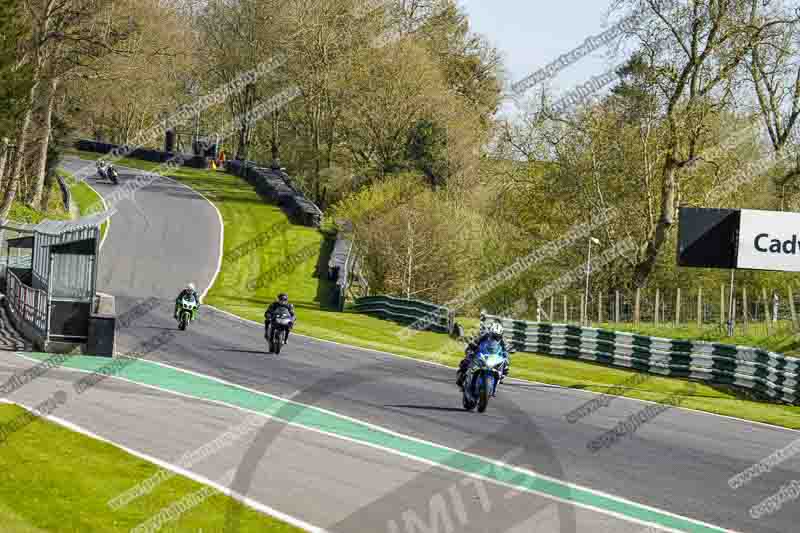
[70,149,800,429]
[0,404,302,532]
[58,169,108,241]
[7,178,72,224]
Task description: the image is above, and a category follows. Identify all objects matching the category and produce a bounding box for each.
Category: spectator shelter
[0,212,111,351]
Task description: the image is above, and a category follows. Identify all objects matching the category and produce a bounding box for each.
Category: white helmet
[186,283,195,291]
[488,322,503,336]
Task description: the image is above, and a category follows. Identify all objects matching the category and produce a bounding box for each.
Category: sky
[457,0,629,116]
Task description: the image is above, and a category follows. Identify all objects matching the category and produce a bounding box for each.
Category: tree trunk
[0,137,9,188]
[270,110,280,168]
[31,77,59,210]
[313,100,322,205]
[633,155,678,287]
[0,79,40,222]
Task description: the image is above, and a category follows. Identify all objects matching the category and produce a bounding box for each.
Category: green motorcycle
[177,297,198,331]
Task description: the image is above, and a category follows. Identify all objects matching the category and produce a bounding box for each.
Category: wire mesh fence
[505,285,800,339]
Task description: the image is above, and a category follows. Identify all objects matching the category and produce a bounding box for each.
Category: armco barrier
[329,223,354,311]
[75,140,206,168]
[352,295,451,333]
[224,160,322,227]
[483,314,800,405]
[56,174,71,212]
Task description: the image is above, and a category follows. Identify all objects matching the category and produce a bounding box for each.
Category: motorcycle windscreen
[479,339,502,355]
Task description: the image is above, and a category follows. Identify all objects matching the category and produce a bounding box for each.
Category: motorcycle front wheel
[179,312,188,330]
[478,374,493,413]
[273,328,283,354]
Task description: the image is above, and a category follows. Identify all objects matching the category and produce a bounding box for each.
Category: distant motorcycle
[462,338,512,413]
[176,297,198,331]
[107,165,119,185]
[267,308,294,354]
[96,160,108,181]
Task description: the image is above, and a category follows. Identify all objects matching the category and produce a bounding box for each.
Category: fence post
[675,288,681,326]
[615,290,620,323]
[743,286,748,333]
[549,296,554,322]
[596,291,601,323]
[563,294,568,323]
[697,288,702,328]
[720,283,725,325]
[654,288,660,325]
[789,286,797,328]
[580,294,585,325]
[634,288,641,326]
[763,287,771,333]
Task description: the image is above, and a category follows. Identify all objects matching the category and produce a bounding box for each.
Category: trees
[0,0,145,219]
[745,0,800,209]
[607,0,781,287]
[336,38,448,179]
[0,0,34,187]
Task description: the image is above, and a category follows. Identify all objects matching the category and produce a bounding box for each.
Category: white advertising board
[737,209,800,272]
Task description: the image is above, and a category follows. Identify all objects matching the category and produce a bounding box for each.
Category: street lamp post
[585,237,601,326]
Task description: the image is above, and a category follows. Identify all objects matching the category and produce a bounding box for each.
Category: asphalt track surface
[6,156,796,532]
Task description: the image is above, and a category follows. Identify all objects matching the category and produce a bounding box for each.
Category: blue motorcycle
[462,338,512,413]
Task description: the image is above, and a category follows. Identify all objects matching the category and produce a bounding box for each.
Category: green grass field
[69,148,800,429]
[0,404,302,532]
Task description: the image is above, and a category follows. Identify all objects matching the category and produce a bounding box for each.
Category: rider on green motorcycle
[174,283,199,320]
[456,322,510,389]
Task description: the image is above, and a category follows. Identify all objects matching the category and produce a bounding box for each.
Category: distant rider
[265,293,296,342]
[174,283,199,320]
[456,322,510,389]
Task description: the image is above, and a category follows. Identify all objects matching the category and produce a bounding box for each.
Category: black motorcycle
[107,165,119,184]
[267,308,294,354]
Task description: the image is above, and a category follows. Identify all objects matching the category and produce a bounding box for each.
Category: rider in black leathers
[265,293,296,342]
[456,322,509,389]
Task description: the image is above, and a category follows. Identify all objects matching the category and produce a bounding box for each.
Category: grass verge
[0,403,303,532]
[7,179,71,224]
[70,149,800,430]
[59,169,108,241]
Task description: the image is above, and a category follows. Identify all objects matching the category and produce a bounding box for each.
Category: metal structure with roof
[0,210,112,349]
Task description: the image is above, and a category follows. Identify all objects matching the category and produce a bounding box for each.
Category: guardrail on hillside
[56,174,71,212]
[329,225,354,311]
[352,295,454,334]
[75,140,208,168]
[483,314,799,405]
[225,160,322,227]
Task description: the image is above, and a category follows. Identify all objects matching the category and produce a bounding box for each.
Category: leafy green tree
[0,0,34,180]
[405,119,449,187]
